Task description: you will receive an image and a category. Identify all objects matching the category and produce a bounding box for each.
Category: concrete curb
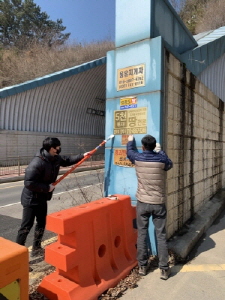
[168,189,225,259]
[0,165,104,184]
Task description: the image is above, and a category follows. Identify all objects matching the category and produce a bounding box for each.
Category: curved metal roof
[1,57,107,136]
[194,27,225,46]
[0,57,106,99]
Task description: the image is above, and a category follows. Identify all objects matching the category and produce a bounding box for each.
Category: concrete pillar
[105,0,166,255]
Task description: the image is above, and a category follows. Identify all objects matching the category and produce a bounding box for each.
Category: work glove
[49,184,55,192]
[128,135,134,142]
[154,143,161,153]
[84,152,91,157]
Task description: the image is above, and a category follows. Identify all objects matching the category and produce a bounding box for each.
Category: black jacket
[21,148,84,206]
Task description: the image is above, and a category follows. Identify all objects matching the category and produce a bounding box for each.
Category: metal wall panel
[182,27,225,80]
[198,53,225,102]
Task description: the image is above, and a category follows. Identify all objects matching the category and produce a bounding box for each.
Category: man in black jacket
[16,137,88,257]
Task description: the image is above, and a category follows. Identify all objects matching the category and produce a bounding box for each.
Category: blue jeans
[136,201,169,269]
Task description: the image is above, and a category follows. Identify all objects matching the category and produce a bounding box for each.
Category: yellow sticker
[0,280,20,300]
[117,64,145,91]
[114,148,134,167]
[121,135,129,145]
[120,97,138,110]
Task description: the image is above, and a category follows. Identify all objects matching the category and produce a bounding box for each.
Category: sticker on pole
[120,96,137,110]
[114,107,147,135]
[121,135,129,145]
[114,149,134,167]
[117,64,145,91]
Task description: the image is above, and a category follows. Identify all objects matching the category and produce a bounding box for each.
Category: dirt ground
[29,253,177,300]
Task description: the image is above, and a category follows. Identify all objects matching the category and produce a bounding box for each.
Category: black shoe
[160,268,171,280]
[139,265,147,276]
[31,247,44,257]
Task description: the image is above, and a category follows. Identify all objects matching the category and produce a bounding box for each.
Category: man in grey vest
[127,134,173,280]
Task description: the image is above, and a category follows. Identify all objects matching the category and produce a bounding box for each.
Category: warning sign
[114,149,134,167]
[117,64,145,91]
[114,107,147,135]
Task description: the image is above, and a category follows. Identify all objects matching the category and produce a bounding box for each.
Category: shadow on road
[187,208,225,262]
[0,214,55,247]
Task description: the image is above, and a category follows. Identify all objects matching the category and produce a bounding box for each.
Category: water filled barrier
[38,194,137,300]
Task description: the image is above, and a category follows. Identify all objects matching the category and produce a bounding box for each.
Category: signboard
[117,64,145,91]
[114,149,134,167]
[114,107,147,135]
[120,97,137,110]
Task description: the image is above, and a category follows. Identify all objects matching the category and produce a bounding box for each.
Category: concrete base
[168,189,225,259]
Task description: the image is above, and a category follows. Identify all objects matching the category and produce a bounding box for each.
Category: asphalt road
[0,169,104,246]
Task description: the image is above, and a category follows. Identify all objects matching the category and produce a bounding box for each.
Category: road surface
[0,169,104,246]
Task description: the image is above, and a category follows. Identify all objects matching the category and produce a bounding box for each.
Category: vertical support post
[18,156,20,176]
[105,0,165,255]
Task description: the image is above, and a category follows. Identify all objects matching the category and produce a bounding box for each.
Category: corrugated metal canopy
[0,57,106,99]
[194,27,225,46]
[181,26,225,76]
[180,26,225,101]
[198,52,225,102]
[0,57,107,136]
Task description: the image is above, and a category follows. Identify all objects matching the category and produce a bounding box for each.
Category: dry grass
[195,0,225,33]
[0,40,114,89]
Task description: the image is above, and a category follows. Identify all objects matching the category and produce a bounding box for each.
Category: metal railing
[0,153,104,177]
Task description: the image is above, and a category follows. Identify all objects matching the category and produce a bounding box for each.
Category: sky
[34,0,115,43]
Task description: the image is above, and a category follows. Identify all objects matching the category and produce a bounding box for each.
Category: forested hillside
[170,0,225,34]
[1,0,225,89]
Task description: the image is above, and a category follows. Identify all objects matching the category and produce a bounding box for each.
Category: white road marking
[0,183,24,189]
[0,169,103,190]
[54,183,101,195]
[0,202,21,208]
[0,183,102,208]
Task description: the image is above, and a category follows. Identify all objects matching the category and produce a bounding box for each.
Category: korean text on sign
[117,64,145,91]
[114,149,134,167]
[114,107,147,135]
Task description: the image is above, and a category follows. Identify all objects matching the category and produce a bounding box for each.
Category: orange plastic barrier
[38,194,137,300]
[0,237,29,300]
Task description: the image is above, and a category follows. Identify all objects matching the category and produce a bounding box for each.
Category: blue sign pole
[105,0,165,256]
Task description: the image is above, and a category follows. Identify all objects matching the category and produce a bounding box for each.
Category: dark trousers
[136,201,169,270]
[16,202,47,249]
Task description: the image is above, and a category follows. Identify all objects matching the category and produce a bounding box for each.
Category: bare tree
[195,0,225,33]
[179,0,209,34]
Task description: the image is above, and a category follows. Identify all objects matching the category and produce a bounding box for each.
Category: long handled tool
[52,134,115,186]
